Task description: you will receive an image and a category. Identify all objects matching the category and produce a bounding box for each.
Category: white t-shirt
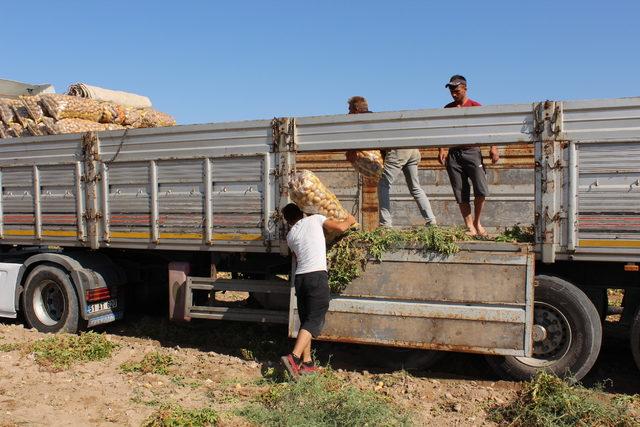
[286,214,328,275]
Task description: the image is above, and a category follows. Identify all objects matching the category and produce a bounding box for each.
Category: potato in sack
[346,149,383,180]
[288,169,349,221]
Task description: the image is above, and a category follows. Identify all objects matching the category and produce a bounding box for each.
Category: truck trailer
[0,97,638,381]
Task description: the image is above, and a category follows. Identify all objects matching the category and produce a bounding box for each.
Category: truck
[0,97,638,381]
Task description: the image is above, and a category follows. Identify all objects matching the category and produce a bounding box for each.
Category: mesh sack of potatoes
[348,150,384,180]
[53,118,125,134]
[288,169,350,221]
[6,122,25,137]
[11,103,31,127]
[0,98,19,124]
[101,102,126,125]
[19,95,45,122]
[123,107,176,128]
[40,94,105,122]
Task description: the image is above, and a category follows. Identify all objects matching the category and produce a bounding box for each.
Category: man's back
[286,214,327,274]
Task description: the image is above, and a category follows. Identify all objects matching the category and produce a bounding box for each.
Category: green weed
[489,372,639,426]
[237,370,411,426]
[142,405,218,427]
[0,342,20,352]
[327,226,469,293]
[170,375,202,388]
[120,351,174,375]
[29,331,117,369]
[494,224,535,243]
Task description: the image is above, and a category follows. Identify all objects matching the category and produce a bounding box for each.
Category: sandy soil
[0,315,638,427]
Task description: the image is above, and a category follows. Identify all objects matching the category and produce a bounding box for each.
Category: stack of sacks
[0,94,175,139]
[347,150,384,181]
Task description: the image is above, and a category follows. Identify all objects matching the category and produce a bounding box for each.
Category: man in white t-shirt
[280,202,356,377]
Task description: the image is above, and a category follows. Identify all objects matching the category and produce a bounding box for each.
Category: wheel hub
[515,302,572,367]
[532,324,547,342]
[32,279,66,327]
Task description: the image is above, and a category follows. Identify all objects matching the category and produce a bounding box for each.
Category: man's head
[348,96,370,114]
[445,75,468,104]
[282,203,304,226]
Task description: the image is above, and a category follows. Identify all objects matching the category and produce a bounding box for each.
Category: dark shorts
[294,270,330,338]
[446,147,490,204]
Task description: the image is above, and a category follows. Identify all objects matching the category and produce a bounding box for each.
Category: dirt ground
[0,315,638,427]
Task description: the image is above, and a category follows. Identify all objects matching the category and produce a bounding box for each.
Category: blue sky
[4,1,639,124]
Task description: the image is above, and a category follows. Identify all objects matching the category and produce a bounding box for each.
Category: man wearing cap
[438,75,499,237]
[345,96,437,227]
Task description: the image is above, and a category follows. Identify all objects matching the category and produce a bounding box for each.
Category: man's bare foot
[474,223,488,237]
[465,224,478,237]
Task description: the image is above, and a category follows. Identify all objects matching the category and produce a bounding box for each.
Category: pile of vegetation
[237,370,410,426]
[120,351,174,375]
[489,372,639,426]
[494,224,535,243]
[30,331,117,370]
[327,226,469,293]
[142,405,218,427]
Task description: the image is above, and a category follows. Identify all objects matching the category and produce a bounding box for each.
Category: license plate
[87,299,118,314]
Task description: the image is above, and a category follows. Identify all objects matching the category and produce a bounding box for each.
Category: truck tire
[631,308,640,372]
[485,275,602,381]
[22,264,82,333]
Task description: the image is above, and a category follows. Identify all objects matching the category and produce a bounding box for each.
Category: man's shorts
[294,270,330,338]
[446,147,490,204]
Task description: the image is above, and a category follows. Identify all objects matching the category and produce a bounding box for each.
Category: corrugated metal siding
[299,145,535,230]
[2,167,34,218]
[294,105,536,152]
[576,142,640,244]
[563,98,640,142]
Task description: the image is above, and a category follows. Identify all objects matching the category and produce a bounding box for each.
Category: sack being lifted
[346,149,384,181]
[288,170,350,221]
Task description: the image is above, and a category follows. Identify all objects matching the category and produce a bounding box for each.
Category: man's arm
[438,148,447,165]
[489,145,499,164]
[323,214,357,233]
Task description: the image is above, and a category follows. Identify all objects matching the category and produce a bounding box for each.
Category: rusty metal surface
[288,248,534,356]
[301,146,535,231]
[342,261,527,303]
[293,311,525,356]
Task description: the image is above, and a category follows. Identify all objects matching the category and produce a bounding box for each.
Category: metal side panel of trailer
[288,243,535,356]
[0,120,290,253]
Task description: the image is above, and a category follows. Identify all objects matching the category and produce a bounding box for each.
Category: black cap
[445,75,467,89]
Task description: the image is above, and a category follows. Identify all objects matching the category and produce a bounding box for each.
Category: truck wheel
[485,275,602,381]
[22,264,81,333]
[631,308,640,372]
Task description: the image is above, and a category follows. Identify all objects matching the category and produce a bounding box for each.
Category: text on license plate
[87,299,118,314]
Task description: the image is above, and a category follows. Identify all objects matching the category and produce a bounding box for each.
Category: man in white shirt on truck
[280,202,356,377]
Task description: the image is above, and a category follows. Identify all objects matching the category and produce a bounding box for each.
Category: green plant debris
[0,342,21,352]
[142,405,218,427]
[237,370,411,426]
[120,351,174,375]
[170,375,202,389]
[489,372,640,426]
[327,226,470,293]
[240,348,254,361]
[494,224,535,243]
[29,331,117,370]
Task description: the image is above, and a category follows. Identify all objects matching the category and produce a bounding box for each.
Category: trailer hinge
[271,117,297,153]
[534,101,563,137]
[83,210,103,221]
[543,207,564,223]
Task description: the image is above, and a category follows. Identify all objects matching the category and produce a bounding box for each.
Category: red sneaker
[280,354,301,378]
[299,363,321,375]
